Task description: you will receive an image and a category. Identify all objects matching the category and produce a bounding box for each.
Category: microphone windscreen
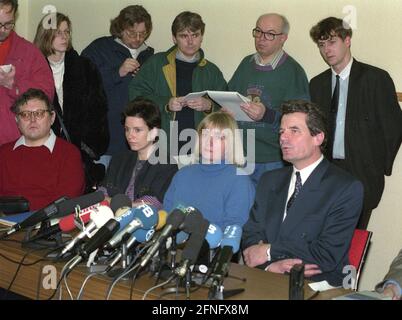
[221,225,243,253]
[59,200,110,232]
[110,194,131,213]
[205,224,223,249]
[133,228,155,243]
[56,191,105,218]
[114,207,131,218]
[176,231,189,244]
[90,206,114,228]
[133,204,158,229]
[155,210,168,230]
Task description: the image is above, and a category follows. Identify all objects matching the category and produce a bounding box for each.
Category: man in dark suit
[309,17,402,229]
[242,100,364,287]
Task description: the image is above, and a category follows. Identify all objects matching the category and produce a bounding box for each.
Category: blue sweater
[163,163,255,230]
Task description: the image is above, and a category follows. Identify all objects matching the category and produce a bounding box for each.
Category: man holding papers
[129,11,226,155]
[228,13,309,185]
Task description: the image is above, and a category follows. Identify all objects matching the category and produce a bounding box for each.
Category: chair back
[348,229,372,290]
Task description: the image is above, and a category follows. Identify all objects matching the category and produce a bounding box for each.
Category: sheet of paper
[183,91,254,122]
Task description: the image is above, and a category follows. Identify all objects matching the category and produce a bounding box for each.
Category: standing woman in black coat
[34,13,109,190]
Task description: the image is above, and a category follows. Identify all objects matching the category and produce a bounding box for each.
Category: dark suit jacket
[242,158,364,286]
[100,150,178,203]
[309,59,402,211]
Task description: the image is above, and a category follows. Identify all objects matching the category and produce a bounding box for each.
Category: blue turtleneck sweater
[163,163,255,230]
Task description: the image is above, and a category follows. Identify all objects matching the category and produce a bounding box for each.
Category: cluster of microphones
[0,191,243,300]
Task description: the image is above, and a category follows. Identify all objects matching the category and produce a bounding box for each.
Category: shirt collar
[253,49,284,69]
[292,155,324,185]
[331,57,353,80]
[13,130,57,153]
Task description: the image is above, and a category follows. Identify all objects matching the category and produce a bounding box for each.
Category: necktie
[328,75,340,159]
[286,171,302,212]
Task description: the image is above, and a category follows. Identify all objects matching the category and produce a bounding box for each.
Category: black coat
[52,49,109,160]
[100,150,178,203]
[310,59,402,211]
[81,37,154,155]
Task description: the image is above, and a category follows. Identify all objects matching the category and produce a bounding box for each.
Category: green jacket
[129,46,227,135]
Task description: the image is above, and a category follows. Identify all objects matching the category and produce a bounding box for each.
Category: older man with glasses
[228,13,310,187]
[0,88,85,211]
[0,0,54,146]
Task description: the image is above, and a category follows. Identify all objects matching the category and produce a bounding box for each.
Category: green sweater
[129,46,227,136]
[228,52,309,163]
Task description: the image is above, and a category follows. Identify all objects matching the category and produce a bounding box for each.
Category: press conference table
[0,232,349,300]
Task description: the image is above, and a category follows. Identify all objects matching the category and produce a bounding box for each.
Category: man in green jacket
[129,11,227,160]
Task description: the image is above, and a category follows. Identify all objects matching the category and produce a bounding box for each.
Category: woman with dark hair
[34,12,109,191]
[98,98,177,208]
[81,5,154,167]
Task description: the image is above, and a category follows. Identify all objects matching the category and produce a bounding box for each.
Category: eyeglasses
[176,32,201,41]
[252,28,283,41]
[0,22,15,30]
[55,29,71,38]
[125,29,147,39]
[17,109,51,121]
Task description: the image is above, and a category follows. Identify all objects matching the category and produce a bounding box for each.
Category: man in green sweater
[228,13,309,186]
[129,11,227,162]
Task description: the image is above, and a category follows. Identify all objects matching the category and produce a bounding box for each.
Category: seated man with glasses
[228,13,310,187]
[0,88,85,211]
[0,0,54,146]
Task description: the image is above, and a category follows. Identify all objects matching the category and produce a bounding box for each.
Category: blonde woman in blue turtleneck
[163,112,255,232]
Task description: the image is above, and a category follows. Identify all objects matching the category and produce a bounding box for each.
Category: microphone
[59,200,110,232]
[155,210,168,231]
[106,228,156,271]
[105,204,158,249]
[175,212,209,277]
[110,194,131,214]
[67,218,120,271]
[5,192,104,237]
[209,225,243,281]
[176,223,223,249]
[139,208,186,268]
[221,224,242,253]
[60,205,114,255]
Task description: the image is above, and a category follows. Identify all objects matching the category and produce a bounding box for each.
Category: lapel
[318,69,333,114]
[281,159,330,232]
[266,167,292,237]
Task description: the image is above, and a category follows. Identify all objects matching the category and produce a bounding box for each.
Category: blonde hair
[193,112,245,167]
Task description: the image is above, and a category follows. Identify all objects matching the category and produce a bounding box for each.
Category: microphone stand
[208,276,245,300]
[21,220,65,250]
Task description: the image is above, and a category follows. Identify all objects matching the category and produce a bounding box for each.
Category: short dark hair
[110,5,152,39]
[280,100,328,152]
[11,88,54,114]
[171,11,205,36]
[34,13,73,57]
[121,97,161,130]
[310,17,352,43]
[0,0,18,13]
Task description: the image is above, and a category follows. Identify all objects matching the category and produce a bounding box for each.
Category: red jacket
[0,31,54,145]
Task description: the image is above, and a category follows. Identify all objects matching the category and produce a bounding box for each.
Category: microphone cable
[76,270,108,300]
[142,274,176,300]
[105,240,153,300]
[1,244,64,299]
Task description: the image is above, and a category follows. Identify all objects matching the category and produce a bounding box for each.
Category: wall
[17,0,402,292]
